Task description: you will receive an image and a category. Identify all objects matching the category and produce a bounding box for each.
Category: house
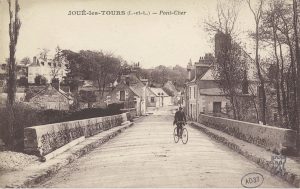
[149,87,172,107]
[27,56,68,84]
[185,54,229,121]
[106,73,155,116]
[0,62,28,86]
[27,84,73,110]
[185,32,259,122]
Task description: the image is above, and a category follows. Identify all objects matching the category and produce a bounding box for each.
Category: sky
[0,0,257,69]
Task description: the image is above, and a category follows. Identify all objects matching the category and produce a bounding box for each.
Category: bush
[17,76,28,87]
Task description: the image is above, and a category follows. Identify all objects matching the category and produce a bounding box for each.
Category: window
[194,86,196,98]
[151,97,155,103]
[120,90,125,101]
[189,87,192,99]
[213,102,221,113]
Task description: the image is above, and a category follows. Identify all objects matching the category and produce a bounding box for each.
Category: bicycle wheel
[181,128,188,144]
[173,127,179,143]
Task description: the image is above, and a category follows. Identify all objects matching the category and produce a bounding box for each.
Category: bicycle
[173,121,188,144]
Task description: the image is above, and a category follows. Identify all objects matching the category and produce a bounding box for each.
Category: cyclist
[173,107,186,137]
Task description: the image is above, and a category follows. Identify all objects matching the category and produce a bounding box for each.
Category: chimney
[194,55,212,80]
[187,59,193,81]
[33,56,37,64]
[215,31,232,59]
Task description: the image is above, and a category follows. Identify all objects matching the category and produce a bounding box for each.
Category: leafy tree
[63,50,122,96]
[20,57,31,66]
[51,45,64,80]
[34,75,47,85]
[17,76,28,86]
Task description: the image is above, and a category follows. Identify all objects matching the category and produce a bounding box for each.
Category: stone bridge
[17,106,299,187]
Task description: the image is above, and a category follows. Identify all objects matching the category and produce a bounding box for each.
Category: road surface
[36,106,292,188]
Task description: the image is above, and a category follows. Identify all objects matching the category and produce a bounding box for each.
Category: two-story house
[185,54,228,121]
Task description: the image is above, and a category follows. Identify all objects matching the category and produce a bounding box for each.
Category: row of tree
[62,49,187,94]
[206,0,300,132]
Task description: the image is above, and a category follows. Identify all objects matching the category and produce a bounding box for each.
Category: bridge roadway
[36,107,291,187]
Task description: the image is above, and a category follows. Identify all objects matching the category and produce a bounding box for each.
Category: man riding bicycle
[173,107,187,137]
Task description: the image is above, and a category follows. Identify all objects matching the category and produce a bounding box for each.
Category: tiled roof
[30,85,72,100]
[129,85,143,97]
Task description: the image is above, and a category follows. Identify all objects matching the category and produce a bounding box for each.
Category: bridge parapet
[198,114,297,154]
[24,113,129,157]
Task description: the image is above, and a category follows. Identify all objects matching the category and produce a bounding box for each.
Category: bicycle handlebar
[175,121,186,125]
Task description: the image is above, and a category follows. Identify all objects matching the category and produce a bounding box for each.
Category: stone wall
[198,114,297,154]
[24,113,128,156]
[121,108,136,121]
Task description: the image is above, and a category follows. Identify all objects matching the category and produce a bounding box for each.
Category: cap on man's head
[179,107,183,110]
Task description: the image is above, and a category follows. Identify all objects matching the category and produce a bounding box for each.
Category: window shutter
[125,90,129,100]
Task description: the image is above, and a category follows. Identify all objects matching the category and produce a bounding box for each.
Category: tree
[7,0,21,107]
[205,0,244,120]
[91,52,121,97]
[38,48,50,62]
[20,57,31,66]
[63,50,122,96]
[213,34,246,120]
[34,75,47,85]
[51,45,64,81]
[260,1,284,126]
[204,0,240,36]
[6,0,21,150]
[246,0,267,125]
[292,0,300,133]
[17,76,28,86]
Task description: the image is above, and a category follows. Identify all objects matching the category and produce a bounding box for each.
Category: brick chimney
[194,54,213,80]
[187,59,193,81]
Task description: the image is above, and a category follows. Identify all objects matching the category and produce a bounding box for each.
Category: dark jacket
[173,110,186,125]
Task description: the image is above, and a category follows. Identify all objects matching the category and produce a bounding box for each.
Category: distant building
[27,56,68,84]
[106,73,155,116]
[149,87,172,107]
[27,84,73,110]
[185,54,228,120]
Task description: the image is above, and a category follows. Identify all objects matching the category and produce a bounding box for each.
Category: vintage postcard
[0,0,299,188]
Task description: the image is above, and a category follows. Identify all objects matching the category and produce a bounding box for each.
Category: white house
[149,87,172,107]
[28,56,68,84]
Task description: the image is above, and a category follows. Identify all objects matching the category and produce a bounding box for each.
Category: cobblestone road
[36,107,292,188]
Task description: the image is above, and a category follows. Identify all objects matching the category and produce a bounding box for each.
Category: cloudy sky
[0,0,256,68]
